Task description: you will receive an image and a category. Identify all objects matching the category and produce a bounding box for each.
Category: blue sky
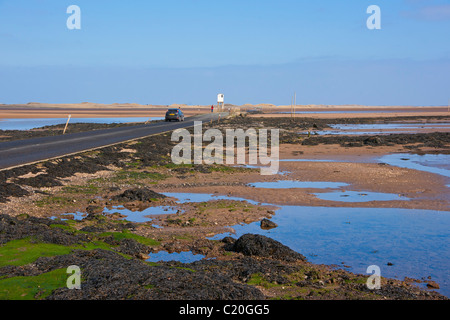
[0,0,449,105]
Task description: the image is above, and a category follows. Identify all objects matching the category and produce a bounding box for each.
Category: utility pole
[293,92,296,118]
[291,98,294,118]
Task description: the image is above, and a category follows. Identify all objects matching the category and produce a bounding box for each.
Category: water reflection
[378,153,450,178]
[313,123,450,135]
[208,205,450,297]
[146,251,205,263]
[314,190,409,202]
[249,180,349,189]
[103,205,179,223]
[0,117,163,130]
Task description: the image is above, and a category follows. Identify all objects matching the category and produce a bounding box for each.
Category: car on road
[165,108,185,122]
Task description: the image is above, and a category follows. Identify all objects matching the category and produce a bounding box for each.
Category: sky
[0,0,449,106]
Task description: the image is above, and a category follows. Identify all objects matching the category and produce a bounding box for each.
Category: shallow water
[163,192,261,205]
[314,190,409,202]
[209,204,450,297]
[314,123,450,135]
[102,205,179,223]
[275,110,435,114]
[249,180,349,189]
[56,204,179,224]
[146,251,206,263]
[378,153,450,178]
[52,211,87,221]
[0,117,163,130]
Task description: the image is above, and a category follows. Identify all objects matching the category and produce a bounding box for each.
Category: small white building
[217,94,224,111]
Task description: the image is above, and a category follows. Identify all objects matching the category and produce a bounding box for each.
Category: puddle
[163,192,261,205]
[313,123,450,136]
[146,251,205,263]
[314,190,409,202]
[249,180,349,189]
[0,117,163,131]
[52,212,87,221]
[249,180,408,202]
[378,153,450,178]
[280,159,339,162]
[103,205,180,223]
[274,110,435,114]
[54,204,180,224]
[208,204,450,297]
[234,164,290,175]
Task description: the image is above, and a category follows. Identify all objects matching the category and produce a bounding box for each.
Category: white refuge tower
[217,93,224,112]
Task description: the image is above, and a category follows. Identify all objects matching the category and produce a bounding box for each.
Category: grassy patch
[0,237,113,268]
[0,268,68,300]
[247,273,282,289]
[34,196,75,208]
[162,163,194,169]
[209,165,237,173]
[0,238,75,267]
[195,200,253,215]
[49,223,76,232]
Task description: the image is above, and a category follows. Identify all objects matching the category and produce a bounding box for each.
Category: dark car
[165,108,185,122]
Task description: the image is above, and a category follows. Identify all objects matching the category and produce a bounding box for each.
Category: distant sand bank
[0,102,448,119]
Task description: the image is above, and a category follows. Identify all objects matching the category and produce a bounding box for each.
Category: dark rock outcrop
[112,188,166,202]
[232,234,306,262]
[260,218,278,230]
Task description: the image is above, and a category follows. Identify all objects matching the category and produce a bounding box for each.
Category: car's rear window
[168,109,178,112]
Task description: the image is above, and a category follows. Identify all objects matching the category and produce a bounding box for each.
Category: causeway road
[0,112,226,171]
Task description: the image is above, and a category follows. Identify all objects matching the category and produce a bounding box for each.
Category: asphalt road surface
[0,112,226,170]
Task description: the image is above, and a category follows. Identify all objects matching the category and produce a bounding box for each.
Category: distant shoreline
[1,103,448,119]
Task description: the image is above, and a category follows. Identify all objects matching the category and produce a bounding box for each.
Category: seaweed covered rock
[232,234,306,262]
[112,188,167,202]
[0,183,30,203]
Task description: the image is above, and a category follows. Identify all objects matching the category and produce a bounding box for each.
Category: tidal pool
[249,181,408,202]
[163,192,260,205]
[102,205,179,223]
[275,110,424,114]
[146,251,206,263]
[314,123,450,135]
[378,153,450,178]
[314,190,409,202]
[52,211,87,221]
[249,180,349,189]
[56,205,179,224]
[209,204,450,297]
